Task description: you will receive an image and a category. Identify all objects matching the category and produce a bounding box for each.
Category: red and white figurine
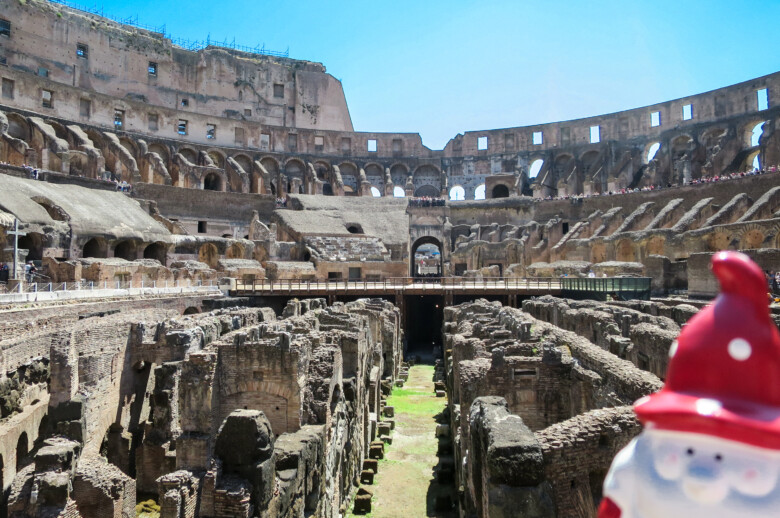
[599,251,780,518]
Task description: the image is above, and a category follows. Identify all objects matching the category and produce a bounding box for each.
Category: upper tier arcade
[0,0,778,200]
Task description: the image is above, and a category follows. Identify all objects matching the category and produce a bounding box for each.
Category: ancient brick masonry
[1,297,402,517]
[442,299,663,517]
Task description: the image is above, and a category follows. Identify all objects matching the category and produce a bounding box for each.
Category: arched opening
[322,183,333,196]
[393,186,406,198]
[83,238,107,259]
[113,240,136,261]
[646,142,661,163]
[370,186,382,197]
[204,172,222,191]
[346,224,364,234]
[449,186,465,201]
[411,237,442,278]
[413,185,439,197]
[198,243,219,268]
[474,184,486,200]
[18,233,43,262]
[491,184,510,198]
[148,143,169,164]
[529,159,544,178]
[37,415,49,444]
[207,151,225,169]
[617,240,635,262]
[226,243,244,259]
[178,148,198,164]
[16,432,28,471]
[390,164,409,189]
[6,114,30,142]
[143,242,167,265]
[751,122,766,147]
[183,307,200,315]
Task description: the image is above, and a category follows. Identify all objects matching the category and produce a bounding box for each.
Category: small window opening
[682,104,693,121]
[206,124,216,139]
[148,113,158,131]
[76,43,88,59]
[79,98,90,117]
[148,62,157,76]
[0,19,10,38]
[477,136,488,150]
[341,137,351,155]
[244,108,251,117]
[367,139,377,152]
[1,78,14,99]
[260,133,270,150]
[646,142,661,162]
[589,125,600,143]
[37,67,49,78]
[235,127,245,145]
[41,90,53,108]
[562,222,569,234]
[273,83,284,98]
[532,131,543,145]
[197,221,207,233]
[287,133,297,152]
[314,135,324,152]
[650,111,661,127]
[757,88,769,111]
[177,120,188,135]
[180,98,189,107]
[114,109,125,129]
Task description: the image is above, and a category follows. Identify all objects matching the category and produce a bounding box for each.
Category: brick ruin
[0,297,402,517]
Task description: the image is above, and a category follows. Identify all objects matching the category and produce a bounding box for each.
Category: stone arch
[528,158,545,179]
[411,235,443,277]
[741,228,765,249]
[226,242,245,259]
[6,113,30,142]
[83,237,108,258]
[119,137,139,159]
[114,240,137,261]
[740,119,768,148]
[314,160,331,179]
[707,232,731,251]
[18,232,44,262]
[207,149,226,169]
[591,242,606,263]
[449,185,466,201]
[645,142,661,164]
[414,184,439,197]
[553,154,574,180]
[364,163,385,191]
[204,172,223,191]
[474,184,486,200]
[46,120,69,142]
[16,432,28,470]
[233,154,252,175]
[284,158,306,180]
[84,129,106,150]
[143,242,168,265]
[148,143,170,163]
[491,184,510,198]
[339,162,359,194]
[178,147,198,164]
[412,164,442,194]
[646,235,665,256]
[616,239,635,262]
[260,156,280,175]
[183,306,201,315]
[198,243,219,268]
[671,134,694,155]
[390,163,410,188]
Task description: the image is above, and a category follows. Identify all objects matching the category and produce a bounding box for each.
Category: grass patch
[135,499,160,518]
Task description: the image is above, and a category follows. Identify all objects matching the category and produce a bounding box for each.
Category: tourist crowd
[541,167,777,201]
[409,196,446,207]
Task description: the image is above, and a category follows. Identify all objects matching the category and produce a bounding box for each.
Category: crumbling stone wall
[444,299,662,517]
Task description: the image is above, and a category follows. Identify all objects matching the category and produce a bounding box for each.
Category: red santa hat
[635,251,780,449]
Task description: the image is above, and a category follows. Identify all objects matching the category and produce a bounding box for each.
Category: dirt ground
[349,364,456,518]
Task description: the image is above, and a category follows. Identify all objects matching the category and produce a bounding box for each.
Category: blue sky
[72,0,780,149]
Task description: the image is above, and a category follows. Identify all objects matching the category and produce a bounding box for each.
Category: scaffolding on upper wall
[46,0,290,58]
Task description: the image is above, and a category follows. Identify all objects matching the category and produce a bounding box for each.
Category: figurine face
[648,429,780,504]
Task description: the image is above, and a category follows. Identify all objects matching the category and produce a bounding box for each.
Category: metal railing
[234,277,563,293]
[9,279,218,294]
[560,277,652,292]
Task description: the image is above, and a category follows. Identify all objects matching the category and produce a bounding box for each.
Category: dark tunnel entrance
[404,295,444,360]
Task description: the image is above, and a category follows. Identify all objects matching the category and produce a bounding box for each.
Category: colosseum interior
[0,1,779,517]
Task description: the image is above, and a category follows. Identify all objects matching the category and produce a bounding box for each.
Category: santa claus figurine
[599,251,780,518]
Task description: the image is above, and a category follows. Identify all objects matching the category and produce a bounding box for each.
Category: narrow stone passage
[360,364,456,518]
